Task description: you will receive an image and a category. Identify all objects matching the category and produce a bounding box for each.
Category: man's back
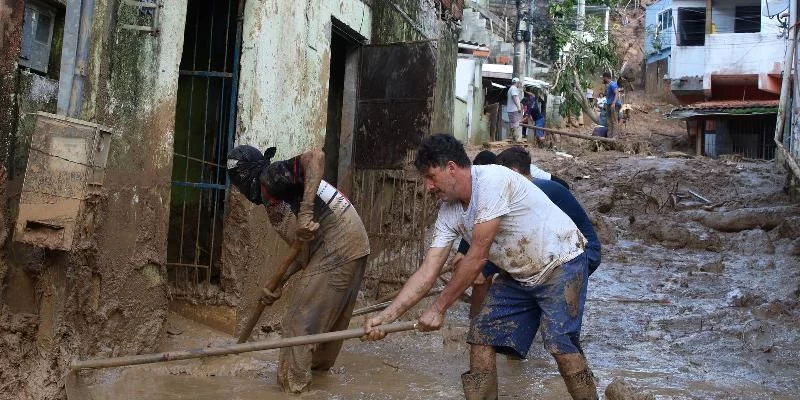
[532,178,601,272]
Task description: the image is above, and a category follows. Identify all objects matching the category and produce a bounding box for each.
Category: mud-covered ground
[82,125,800,399]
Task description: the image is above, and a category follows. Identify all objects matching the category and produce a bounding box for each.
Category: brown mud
[81,116,800,399]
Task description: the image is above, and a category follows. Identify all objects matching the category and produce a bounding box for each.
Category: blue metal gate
[167,0,243,292]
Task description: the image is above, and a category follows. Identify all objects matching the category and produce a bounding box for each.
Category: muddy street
[79,145,800,400]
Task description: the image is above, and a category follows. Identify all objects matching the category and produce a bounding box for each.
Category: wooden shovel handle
[237,241,303,343]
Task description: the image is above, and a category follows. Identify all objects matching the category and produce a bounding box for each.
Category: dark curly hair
[414,133,471,172]
[472,150,497,165]
[496,146,531,175]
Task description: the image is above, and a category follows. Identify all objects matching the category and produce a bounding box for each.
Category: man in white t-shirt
[506,77,524,142]
[363,134,597,400]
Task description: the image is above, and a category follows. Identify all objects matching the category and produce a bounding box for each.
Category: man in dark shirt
[496,147,601,274]
[227,145,370,393]
[458,150,601,321]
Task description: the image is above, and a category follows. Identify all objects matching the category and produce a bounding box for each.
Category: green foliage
[549,16,619,119]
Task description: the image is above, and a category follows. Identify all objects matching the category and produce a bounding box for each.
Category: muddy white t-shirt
[431,165,585,285]
[530,164,551,180]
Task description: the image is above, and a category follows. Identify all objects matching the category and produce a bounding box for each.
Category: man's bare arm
[298,149,325,210]
[379,246,450,321]
[428,219,499,316]
[362,246,450,341]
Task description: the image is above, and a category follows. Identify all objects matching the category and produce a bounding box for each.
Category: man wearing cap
[506,77,524,142]
[226,146,369,393]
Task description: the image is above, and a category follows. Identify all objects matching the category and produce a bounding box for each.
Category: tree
[548,10,618,123]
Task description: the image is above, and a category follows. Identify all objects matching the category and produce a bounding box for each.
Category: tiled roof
[673,100,779,111]
[670,100,779,118]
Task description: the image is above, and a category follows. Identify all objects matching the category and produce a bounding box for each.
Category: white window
[658,8,673,30]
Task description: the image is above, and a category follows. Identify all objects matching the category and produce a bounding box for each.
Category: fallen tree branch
[679,206,800,232]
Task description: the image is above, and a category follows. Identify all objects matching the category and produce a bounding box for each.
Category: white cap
[511,77,520,83]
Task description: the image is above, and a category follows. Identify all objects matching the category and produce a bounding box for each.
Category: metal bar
[223,0,233,73]
[179,70,233,78]
[177,9,202,278]
[173,152,225,168]
[166,262,210,269]
[171,181,227,190]
[226,0,245,178]
[194,4,216,276]
[72,321,418,371]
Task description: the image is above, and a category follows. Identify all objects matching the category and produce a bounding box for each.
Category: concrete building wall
[0,1,187,398]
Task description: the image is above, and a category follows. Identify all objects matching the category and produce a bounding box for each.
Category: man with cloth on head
[227,145,369,394]
[362,134,597,399]
[506,77,524,142]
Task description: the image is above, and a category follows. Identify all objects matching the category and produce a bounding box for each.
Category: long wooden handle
[72,321,418,371]
[237,242,303,343]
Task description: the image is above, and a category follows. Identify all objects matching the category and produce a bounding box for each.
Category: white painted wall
[670,45,705,78]
[667,0,786,84]
[236,0,372,160]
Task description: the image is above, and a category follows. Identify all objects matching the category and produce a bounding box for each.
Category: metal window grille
[728,116,776,160]
[350,168,438,299]
[167,0,243,295]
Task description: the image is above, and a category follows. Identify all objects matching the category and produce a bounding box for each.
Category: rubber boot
[555,354,598,400]
[461,370,498,400]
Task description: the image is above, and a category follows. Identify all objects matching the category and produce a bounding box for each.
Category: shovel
[66,320,418,399]
[238,241,303,343]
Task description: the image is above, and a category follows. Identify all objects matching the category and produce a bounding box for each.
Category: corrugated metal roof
[670,100,779,118]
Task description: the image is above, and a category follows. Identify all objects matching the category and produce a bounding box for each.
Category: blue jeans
[467,253,588,358]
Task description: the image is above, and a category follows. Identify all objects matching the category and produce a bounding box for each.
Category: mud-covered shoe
[460,370,498,400]
[556,353,598,400]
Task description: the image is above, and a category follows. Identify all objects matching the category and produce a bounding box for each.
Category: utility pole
[577,0,586,33]
[513,0,526,81]
[526,0,535,77]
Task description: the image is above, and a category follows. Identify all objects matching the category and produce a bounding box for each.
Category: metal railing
[167,0,242,295]
[350,169,438,299]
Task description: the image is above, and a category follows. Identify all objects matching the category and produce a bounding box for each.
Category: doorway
[166,0,243,293]
[323,19,363,188]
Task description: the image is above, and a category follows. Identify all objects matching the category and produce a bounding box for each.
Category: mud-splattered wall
[225,0,458,334]
[0,1,186,399]
[224,0,374,333]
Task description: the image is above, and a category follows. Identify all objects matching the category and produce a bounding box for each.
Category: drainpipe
[526,0,534,77]
[604,7,610,44]
[774,0,800,179]
[56,0,81,115]
[705,0,712,34]
[67,0,96,118]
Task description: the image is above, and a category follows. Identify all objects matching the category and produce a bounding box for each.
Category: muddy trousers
[277,256,367,393]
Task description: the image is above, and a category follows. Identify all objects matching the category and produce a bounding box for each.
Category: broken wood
[687,190,711,204]
[679,206,800,232]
